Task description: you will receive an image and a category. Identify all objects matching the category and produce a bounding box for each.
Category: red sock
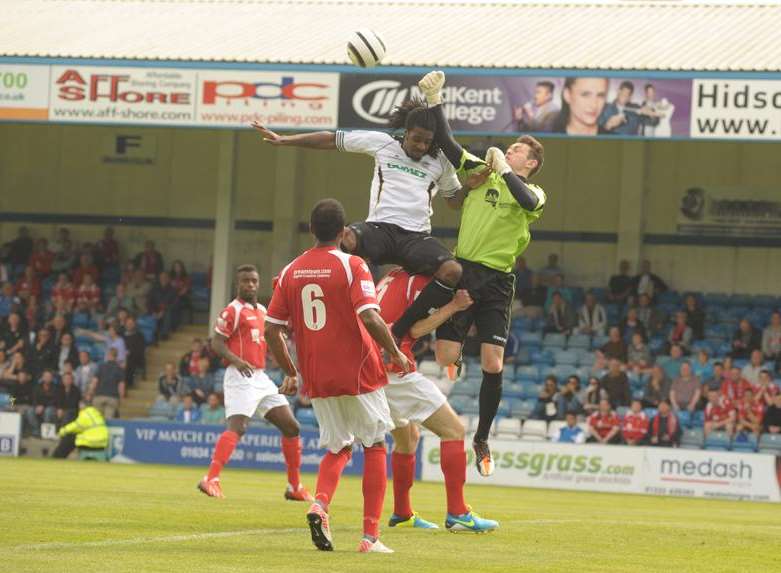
[281,435,302,489]
[207,430,239,481]
[315,448,351,510]
[362,445,387,539]
[391,452,415,518]
[440,440,468,516]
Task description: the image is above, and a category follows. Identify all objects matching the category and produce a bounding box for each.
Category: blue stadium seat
[504,383,524,400]
[578,352,596,367]
[676,410,691,429]
[516,365,539,382]
[631,389,644,401]
[591,334,609,350]
[568,334,591,350]
[515,347,531,366]
[551,365,577,380]
[512,399,535,419]
[213,382,224,394]
[295,408,318,428]
[450,383,477,398]
[521,383,542,400]
[530,349,554,366]
[449,396,469,414]
[704,431,731,451]
[542,333,567,349]
[643,407,658,419]
[731,432,758,452]
[576,366,593,382]
[461,399,481,417]
[658,291,682,305]
[759,433,781,454]
[72,312,90,329]
[680,429,704,449]
[496,399,511,418]
[703,292,730,307]
[520,332,543,348]
[0,393,11,407]
[553,349,579,366]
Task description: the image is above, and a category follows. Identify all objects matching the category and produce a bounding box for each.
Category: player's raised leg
[264,401,312,502]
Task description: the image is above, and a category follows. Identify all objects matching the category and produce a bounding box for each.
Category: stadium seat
[512,400,535,419]
[520,332,543,348]
[680,428,704,449]
[616,406,629,419]
[553,349,579,366]
[542,333,566,349]
[704,431,731,451]
[568,334,591,350]
[494,417,522,438]
[504,382,524,400]
[516,365,539,382]
[551,365,577,380]
[759,433,781,454]
[520,382,541,400]
[578,351,596,367]
[591,334,609,350]
[676,410,692,428]
[461,399,481,417]
[531,349,554,366]
[731,432,758,452]
[547,420,566,440]
[515,347,531,366]
[521,419,548,441]
[576,366,593,382]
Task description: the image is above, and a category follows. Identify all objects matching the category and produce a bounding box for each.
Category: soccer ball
[347,29,386,68]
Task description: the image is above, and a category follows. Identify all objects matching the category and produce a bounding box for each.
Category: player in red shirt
[621,399,649,445]
[197,264,312,503]
[704,388,736,437]
[376,267,498,533]
[265,199,409,554]
[587,399,621,444]
[735,387,764,436]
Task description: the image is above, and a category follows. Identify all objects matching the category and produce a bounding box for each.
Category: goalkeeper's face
[402,127,434,160]
[505,143,537,175]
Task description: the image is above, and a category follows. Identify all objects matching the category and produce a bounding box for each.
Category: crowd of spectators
[0,225,195,435]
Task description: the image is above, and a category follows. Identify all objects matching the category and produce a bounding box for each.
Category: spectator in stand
[590,352,609,379]
[105,283,136,321]
[755,369,779,408]
[30,238,54,278]
[633,260,667,303]
[731,319,761,360]
[691,349,714,386]
[762,311,781,372]
[555,411,586,444]
[2,312,27,356]
[95,226,119,269]
[721,366,753,403]
[55,371,81,427]
[667,311,693,354]
[587,399,621,444]
[662,344,685,380]
[52,227,71,257]
[704,389,735,437]
[608,260,634,305]
[670,362,701,415]
[176,394,202,423]
[538,253,563,287]
[6,226,34,267]
[73,350,97,396]
[545,291,576,335]
[763,393,781,434]
[200,393,226,425]
[52,402,108,459]
[601,326,627,363]
[0,282,21,319]
[702,361,725,398]
[12,370,34,430]
[2,351,26,388]
[0,350,8,385]
[123,316,146,388]
[15,266,42,300]
[28,328,57,379]
[620,307,647,344]
[635,293,665,336]
[126,268,152,316]
[545,274,574,310]
[158,362,186,404]
[649,400,680,447]
[170,260,193,325]
[76,274,101,314]
[579,376,604,416]
[741,349,765,386]
[77,323,127,367]
[577,291,607,337]
[179,338,207,377]
[56,332,79,375]
[188,356,214,406]
[601,359,630,408]
[683,295,705,340]
[71,253,100,287]
[622,399,650,445]
[27,369,58,436]
[735,388,764,437]
[556,375,583,418]
[51,273,76,312]
[148,271,178,340]
[512,256,534,296]
[516,274,547,319]
[24,295,46,334]
[48,313,71,347]
[88,347,126,420]
[642,365,670,409]
[532,375,560,421]
[627,332,652,375]
[51,239,77,275]
[134,240,164,279]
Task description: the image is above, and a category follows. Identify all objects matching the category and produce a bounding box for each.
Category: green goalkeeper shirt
[452,150,546,273]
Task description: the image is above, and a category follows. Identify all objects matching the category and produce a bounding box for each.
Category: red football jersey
[266,246,386,399]
[376,268,432,374]
[704,398,734,423]
[621,411,649,442]
[214,299,267,369]
[736,400,764,424]
[588,412,621,439]
[721,378,752,402]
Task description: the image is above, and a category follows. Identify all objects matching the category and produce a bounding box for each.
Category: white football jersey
[335,130,460,233]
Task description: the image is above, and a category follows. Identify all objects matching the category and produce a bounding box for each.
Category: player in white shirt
[251,99,464,342]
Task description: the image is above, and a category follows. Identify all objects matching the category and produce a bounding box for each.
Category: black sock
[391,279,454,339]
[475,371,503,441]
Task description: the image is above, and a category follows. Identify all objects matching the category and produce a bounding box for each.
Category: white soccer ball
[347,29,386,68]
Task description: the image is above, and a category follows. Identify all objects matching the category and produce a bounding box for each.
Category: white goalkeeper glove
[418,71,445,106]
[485,147,512,175]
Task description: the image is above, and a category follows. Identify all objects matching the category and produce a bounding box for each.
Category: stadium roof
[3,0,781,72]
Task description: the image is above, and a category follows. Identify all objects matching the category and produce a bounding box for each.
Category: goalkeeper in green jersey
[419,71,548,477]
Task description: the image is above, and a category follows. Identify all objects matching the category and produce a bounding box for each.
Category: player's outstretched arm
[212,333,255,378]
[359,308,411,373]
[251,122,336,150]
[485,147,545,211]
[418,71,463,167]
[409,289,473,339]
[265,323,298,378]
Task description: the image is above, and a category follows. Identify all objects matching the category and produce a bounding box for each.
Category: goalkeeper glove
[485,147,512,175]
[418,71,445,106]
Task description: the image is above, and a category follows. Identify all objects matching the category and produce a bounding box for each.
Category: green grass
[4,458,781,573]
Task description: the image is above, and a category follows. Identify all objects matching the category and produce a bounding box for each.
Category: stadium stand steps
[120,324,208,419]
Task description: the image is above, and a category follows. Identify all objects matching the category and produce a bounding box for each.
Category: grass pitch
[4,458,781,573]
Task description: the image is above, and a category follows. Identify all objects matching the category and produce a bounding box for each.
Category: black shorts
[436,258,515,347]
[348,221,454,276]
